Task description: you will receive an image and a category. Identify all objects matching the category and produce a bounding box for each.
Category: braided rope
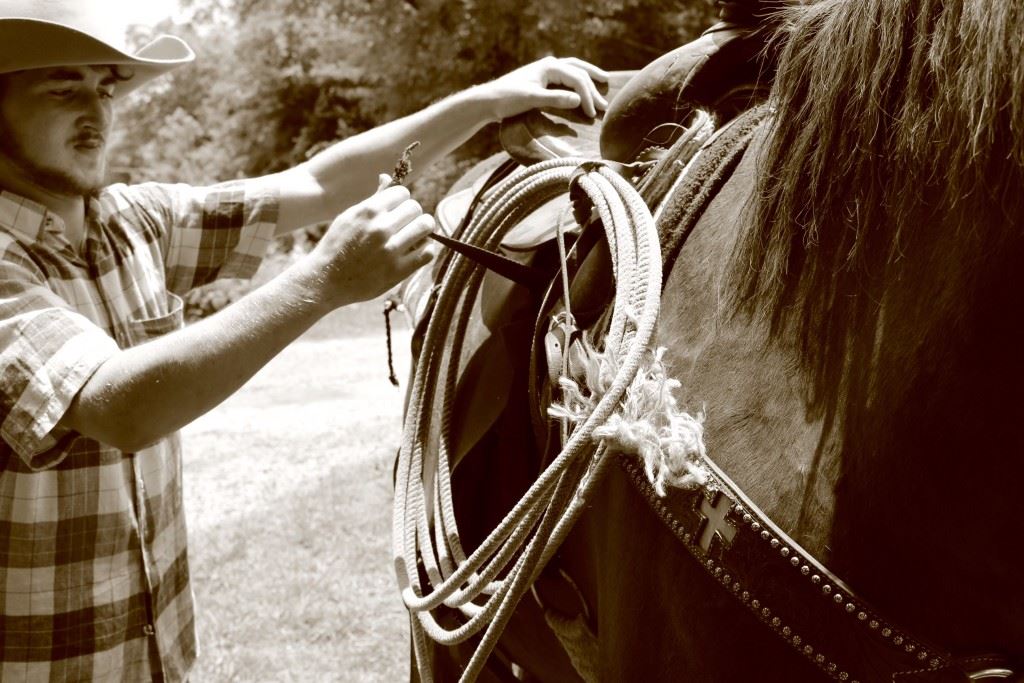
[394,158,662,682]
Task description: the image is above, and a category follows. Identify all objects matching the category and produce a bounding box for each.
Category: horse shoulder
[655,131,839,559]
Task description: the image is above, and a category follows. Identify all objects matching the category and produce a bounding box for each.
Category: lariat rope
[394,156,664,682]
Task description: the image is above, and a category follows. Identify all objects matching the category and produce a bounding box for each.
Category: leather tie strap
[427,231,552,294]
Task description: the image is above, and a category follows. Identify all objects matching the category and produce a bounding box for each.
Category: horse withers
[399,1,1024,681]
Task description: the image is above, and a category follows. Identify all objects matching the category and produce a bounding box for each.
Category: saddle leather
[436,170,574,253]
[600,22,775,162]
[498,70,637,166]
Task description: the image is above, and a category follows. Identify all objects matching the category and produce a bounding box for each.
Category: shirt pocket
[123,292,185,347]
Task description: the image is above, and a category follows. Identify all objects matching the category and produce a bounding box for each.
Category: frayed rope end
[549,341,709,496]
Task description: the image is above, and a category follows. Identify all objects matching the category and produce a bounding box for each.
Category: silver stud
[833,594,844,604]
[869,620,879,629]
[857,611,867,621]
[827,663,837,673]
[792,635,802,646]
[905,644,915,653]
[893,635,903,646]
[760,530,770,540]
[823,584,833,595]
[845,603,856,613]
[881,628,892,638]
[780,547,790,557]
[790,557,801,567]
[782,626,791,637]
[723,574,731,584]
[751,522,761,532]
[811,575,822,585]
[770,538,780,549]
[714,567,722,577]
[761,607,771,618]
[743,513,752,524]
[801,566,810,575]
[742,591,750,602]
[733,582,741,592]
[751,599,760,609]
[803,645,814,655]
[917,651,928,661]
[839,673,849,681]
[771,617,781,627]
[815,654,825,664]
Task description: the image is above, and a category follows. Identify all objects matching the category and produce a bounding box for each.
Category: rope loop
[394,158,662,682]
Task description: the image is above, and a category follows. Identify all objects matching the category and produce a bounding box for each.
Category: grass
[181,299,414,682]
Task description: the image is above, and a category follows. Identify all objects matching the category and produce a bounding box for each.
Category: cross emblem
[696,489,737,554]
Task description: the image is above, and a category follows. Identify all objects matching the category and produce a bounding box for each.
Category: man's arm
[263,57,609,235]
[58,182,432,452]
[57,57,608,452]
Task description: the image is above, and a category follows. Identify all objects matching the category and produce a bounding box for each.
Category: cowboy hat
[0,0,194,95]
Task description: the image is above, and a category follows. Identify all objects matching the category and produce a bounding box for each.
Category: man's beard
[0,115,104,197]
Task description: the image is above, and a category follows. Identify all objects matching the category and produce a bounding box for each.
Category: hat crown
[0,0,193,95]
[4,0,128,50]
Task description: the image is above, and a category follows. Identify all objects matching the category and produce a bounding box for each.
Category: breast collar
[620,452,1018,683]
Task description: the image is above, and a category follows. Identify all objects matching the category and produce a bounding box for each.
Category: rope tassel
[553,343,709,496]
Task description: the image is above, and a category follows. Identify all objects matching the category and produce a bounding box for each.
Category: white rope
[394,159,662,682]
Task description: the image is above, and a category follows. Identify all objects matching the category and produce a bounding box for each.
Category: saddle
[411,23,773,473]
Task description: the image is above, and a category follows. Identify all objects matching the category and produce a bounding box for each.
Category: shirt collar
[0,190,67,242]
[0,190,104,249]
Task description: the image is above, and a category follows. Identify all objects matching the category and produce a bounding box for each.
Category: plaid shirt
[0,182,278,682]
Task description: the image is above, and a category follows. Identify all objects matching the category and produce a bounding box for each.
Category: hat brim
[0,18,194,95]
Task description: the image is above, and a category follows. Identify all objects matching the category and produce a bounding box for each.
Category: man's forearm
[61,259,330,452]
[276,88,495,232]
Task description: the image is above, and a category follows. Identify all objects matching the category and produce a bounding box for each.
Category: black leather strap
[620,452,1017,683]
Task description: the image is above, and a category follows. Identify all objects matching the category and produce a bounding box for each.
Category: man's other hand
[305,174,437,309]
[477,56,610,122]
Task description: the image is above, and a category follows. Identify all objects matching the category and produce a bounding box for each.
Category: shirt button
[143,624,155,636]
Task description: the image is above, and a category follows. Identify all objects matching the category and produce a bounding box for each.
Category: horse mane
[730,0,1024,427]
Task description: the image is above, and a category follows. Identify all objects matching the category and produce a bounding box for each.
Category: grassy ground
[181,298,414,682]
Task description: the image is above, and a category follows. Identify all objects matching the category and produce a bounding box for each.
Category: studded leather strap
[620,455,1017,682]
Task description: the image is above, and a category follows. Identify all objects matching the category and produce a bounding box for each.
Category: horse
[395,1,1024,681]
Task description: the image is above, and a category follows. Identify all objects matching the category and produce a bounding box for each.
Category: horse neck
[657,125,1024,659]
[828,234,1024,656]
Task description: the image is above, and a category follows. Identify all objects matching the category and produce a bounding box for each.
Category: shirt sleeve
[0,244,119,469]
[109,180,280,295]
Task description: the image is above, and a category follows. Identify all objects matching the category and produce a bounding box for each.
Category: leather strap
[620,455,1018,683]
[427,231,552,294]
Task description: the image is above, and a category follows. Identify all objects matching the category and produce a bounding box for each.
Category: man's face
[0,65,120,197]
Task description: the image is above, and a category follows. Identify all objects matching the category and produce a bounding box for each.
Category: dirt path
[181,309,413,682]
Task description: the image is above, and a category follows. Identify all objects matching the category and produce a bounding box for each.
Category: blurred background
[108,1,718,679]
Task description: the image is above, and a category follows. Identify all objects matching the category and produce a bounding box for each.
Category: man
[0,2,608,680]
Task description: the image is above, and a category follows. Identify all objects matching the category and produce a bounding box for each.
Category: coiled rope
[394,157,662,682]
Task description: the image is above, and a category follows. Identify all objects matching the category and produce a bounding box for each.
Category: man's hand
[303,174,437,309]
[476,56,611,122]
